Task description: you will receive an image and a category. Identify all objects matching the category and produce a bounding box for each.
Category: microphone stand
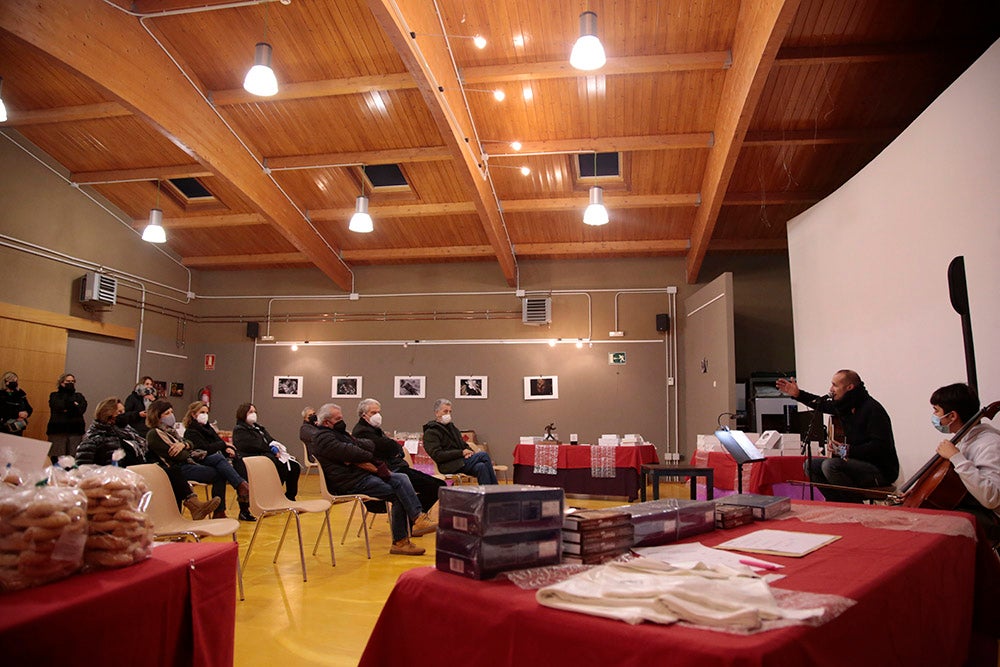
[800,395,830,501]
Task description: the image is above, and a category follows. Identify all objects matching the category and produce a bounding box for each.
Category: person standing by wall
[0,371,32,436]
[46,372,87,461]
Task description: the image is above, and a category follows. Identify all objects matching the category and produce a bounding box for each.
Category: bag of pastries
[0,482,88,591]
[77,465,154,570]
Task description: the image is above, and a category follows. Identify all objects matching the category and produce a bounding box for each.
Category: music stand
[714,429,766,495]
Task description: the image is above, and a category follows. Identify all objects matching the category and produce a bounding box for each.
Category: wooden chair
[131,463,244,600]
[301,440,320,476]
[242,456,334,581]
[314,468,382,559]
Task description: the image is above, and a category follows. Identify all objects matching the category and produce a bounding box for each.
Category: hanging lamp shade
[0,77,7,123]
[142,208,167,243]
[570,11,606,71]
[349,195,374,233]
[243,43,279,97]
[583,186,609,226]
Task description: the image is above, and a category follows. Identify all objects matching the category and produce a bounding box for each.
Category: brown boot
[390,538,426,556]
[411,512,438,537]
[184,495,220,521]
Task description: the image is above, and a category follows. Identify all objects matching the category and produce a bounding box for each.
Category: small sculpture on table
[543,423,559,443]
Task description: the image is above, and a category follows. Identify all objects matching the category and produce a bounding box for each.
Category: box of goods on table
[436,484,564,579]
[561,509,634,564]
[614,499,716,547]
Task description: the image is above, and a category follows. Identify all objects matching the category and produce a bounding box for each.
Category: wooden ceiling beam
[774,43,943,67]
[266,146,452,171]
[461,52,732,85]
[130,213,267,229]
[309,202,477,221]
[182,252,311,268]
[210,73,417,106]
[71,164,213,184]
[708,238,789,252]
[504,194,701,212]
[485,133,714,157]
[743,128,899,146]
[1,0,354,290]
[367,0,517,286]
[723,192,822,205]
[516,241,690,257]
[0,101,131,126]
[686,0,801,284]
[342,246,496,262]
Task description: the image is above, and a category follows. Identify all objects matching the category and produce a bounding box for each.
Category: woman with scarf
[122,375,157,437]
[46,372,87,461]
[182,401,255,521]
[0,371,32,436]
[232,402,300,501]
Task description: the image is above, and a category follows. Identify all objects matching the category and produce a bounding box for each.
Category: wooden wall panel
[0,318,67,441]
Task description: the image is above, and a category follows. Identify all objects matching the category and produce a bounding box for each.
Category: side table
[640,464,714,501]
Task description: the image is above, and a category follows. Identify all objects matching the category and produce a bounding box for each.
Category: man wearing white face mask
[423,398,498,485]
[353,398,444,512]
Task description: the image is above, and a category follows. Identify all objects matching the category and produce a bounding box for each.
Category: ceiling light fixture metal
[0,77,8,123]
[570,11,607,71]
[583,186,609,226]
[349,172,374,233]
[244,42,278,97]
[142,180,167,243]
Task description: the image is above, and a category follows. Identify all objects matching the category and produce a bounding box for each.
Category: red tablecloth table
[692,451,815,498]
[360,503,977,667]
[512,444,659,500]
[0,541,237,667]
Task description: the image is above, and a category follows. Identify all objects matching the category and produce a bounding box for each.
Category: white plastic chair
[301,440,320,476]
[315,469,381,559]
[242,456,333,581]
[131,463,245,600]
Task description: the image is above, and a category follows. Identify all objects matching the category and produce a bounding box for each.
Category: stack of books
[561,509,633,564]
[436,485,564,579]
[716,493,791,520]
[715,503,755,529]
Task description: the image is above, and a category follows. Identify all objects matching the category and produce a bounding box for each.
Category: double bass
[890,401,1000,509]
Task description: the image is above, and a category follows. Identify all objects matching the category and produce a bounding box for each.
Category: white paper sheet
[715,529,841,557]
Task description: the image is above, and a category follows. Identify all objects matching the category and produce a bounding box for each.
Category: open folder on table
[714,529,841,558]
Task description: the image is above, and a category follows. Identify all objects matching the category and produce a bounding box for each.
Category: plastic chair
[315,468,381,559]
[242,456,333,581]
[301,440,320,476]
[131,463,245,600]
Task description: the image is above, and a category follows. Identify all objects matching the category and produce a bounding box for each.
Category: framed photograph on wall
[524,375,558,400]
[332,376,362,398]
[153,380,168,398]
[169,382,184,398]
[273,375,303,398]
[454,375,488,399]
[394,376,425,399]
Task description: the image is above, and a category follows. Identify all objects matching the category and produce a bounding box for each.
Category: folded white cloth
[537,557,824,630]
[269,440,297,467]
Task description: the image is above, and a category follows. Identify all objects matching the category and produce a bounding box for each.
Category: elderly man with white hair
[353,398,444,513]
[423,398,498,485]
[312,402,436,556]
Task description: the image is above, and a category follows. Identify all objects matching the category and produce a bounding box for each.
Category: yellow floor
[205,476,690,667]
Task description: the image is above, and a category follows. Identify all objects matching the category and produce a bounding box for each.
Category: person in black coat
[46,372,87,461]
[76,397,219,519]
[353,398,444,513]
[422,399,497,484]
[777,370,899,502]
[231,402,300,501]
[0,371,32,436]
[122,375,156,437]
[182,401,254,521]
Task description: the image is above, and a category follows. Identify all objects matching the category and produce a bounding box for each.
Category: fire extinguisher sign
[204,354,216,371]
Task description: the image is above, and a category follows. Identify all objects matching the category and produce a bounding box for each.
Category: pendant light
[243,7,278,97]
[349,171,374,233]
[142,180,167,243]
[570,11,606,71]
[0,77,8,123]
[583,152,609,226]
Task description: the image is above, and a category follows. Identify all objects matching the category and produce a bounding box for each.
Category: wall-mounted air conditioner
[79,272,117,309]
[522,297,551,325]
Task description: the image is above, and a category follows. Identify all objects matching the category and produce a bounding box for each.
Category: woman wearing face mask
[0,371,32,437]
[422,398,498,485]
[183,401,255,521]
[122,375,157,437]
[46,372,88,461]
[77,397,220,520]
[232,402,300,501]
[145,399,250,515]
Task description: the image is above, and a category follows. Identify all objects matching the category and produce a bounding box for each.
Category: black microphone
[811,392,834,409]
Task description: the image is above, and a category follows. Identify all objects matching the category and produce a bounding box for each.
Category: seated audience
[423,398,498,485]
[232,402,300,501]
[313,403,436,556]
[146,399,249,517]
[77,397,219,519]
[122,375,156,436]
[1,371,32,436]
[353,398,444,513]
[183,401,255,521]
[47,372,87,461]
[300,406,320,454]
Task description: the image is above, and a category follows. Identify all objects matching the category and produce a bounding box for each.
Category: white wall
[787,39,1000,482]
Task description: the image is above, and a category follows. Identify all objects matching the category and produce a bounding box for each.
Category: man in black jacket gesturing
[777,369,899,502]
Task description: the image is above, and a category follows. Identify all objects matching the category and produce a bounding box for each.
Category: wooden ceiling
[1,0,997,290]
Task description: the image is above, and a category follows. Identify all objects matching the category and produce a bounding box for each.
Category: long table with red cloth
[512,443,659,501]
[691,450,815,498]
[0,541,237,667]
[360,503,977,667]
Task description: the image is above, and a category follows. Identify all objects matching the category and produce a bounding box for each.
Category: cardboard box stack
[561,509,633,564]
[714,503,755,529]
[616,499,716,547]
[436,484,564,579]
[715,493,791,520]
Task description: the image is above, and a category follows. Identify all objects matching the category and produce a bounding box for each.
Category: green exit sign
[609,352,627,365]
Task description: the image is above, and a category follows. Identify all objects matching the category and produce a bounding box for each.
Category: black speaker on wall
[655,313,670,333]
[245,321,260,339]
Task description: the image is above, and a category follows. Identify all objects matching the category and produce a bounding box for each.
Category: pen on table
[739,558,779,571]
